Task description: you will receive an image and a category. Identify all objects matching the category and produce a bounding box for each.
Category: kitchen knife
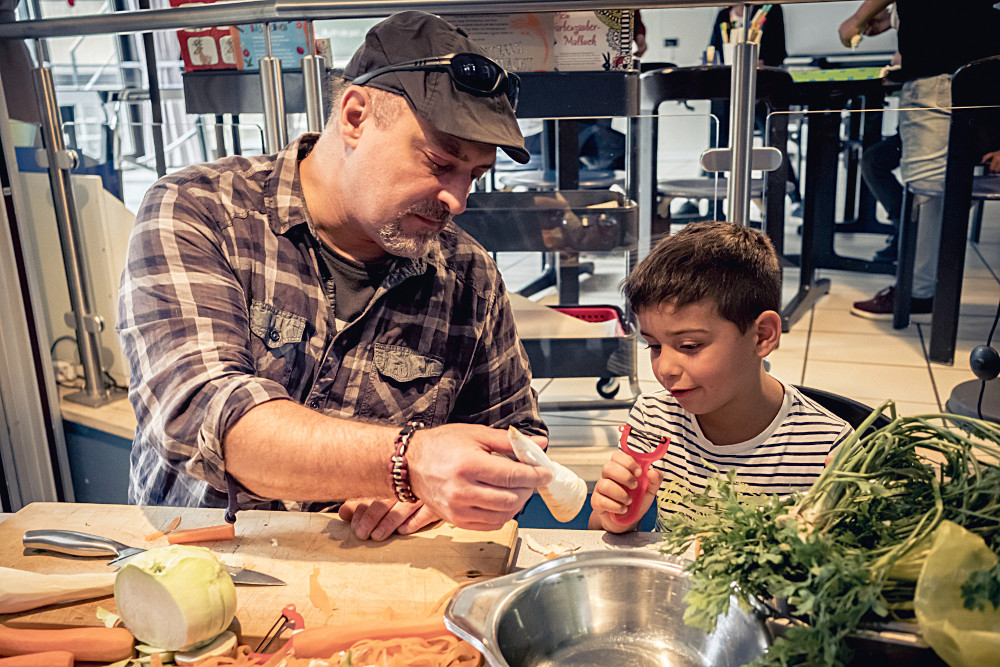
[23,529,285,586]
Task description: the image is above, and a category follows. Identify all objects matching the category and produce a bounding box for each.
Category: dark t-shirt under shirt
[317,242,391,331]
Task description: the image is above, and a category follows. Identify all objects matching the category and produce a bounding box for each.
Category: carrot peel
[145,516,182,541]
[291,617,450,657]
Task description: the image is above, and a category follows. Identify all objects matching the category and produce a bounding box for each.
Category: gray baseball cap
[343,11,529,164]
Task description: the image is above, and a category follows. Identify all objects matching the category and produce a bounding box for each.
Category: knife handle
[23,530,128,557]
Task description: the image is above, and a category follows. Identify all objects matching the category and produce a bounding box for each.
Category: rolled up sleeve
[118,177,288,498]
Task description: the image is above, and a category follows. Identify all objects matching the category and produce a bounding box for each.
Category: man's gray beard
[379,209,451,258]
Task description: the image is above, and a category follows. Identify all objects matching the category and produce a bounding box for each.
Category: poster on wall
[445,10,634,72]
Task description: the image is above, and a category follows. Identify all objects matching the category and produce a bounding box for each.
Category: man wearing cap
[118,11,550,540]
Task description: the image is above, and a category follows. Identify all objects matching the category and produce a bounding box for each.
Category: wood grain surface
[0,503,517,644]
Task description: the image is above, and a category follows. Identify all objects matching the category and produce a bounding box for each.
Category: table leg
[781,108,836,331]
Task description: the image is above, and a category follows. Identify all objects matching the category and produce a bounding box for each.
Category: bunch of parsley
[658,402,1000,666]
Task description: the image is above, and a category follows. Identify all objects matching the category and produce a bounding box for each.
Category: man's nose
[437,176,473,216]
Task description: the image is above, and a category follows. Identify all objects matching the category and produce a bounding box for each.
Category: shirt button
[268,330,280,342]
[307,399,319,409]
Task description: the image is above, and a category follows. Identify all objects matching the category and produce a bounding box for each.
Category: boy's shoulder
[776,384,853,442]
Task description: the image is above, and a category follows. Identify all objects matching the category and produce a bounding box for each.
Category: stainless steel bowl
[445,550,769,667]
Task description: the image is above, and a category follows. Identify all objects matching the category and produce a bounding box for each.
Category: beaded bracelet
[391,421,424,503]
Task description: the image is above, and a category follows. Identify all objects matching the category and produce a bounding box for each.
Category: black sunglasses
[351,52,520,111]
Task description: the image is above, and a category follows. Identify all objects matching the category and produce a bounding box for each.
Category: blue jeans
[898,74,952,299]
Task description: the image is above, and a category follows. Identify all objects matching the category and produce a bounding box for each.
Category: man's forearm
[225,399,396,501]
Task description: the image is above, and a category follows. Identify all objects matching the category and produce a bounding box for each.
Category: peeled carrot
[167,523,235,544]
[292,617,451,657]
[0,624,134,661]
[0,652,74,667]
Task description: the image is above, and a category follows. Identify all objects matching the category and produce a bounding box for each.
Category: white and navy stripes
[625,381,852,519]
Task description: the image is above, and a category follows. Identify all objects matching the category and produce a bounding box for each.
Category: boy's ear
[754,310,782,357]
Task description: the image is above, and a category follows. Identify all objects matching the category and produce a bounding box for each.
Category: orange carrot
[292,617,451,657]
[145,516,182,541]
[0,624,133,661]
[167,523,235,544]
[0,652,74,667]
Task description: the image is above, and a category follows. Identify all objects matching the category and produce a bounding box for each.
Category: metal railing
[1,0,836,404]
[0,0,837,39]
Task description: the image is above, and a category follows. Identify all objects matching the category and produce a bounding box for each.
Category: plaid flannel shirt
[117,134,545,509]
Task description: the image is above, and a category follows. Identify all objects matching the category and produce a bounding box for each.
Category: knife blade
[23,529,285,586]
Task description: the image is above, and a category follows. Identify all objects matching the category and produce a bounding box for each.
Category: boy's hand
[588,450,664,533]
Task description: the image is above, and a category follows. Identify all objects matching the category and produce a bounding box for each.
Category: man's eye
[426,158,448,174]
[679,343,701,351]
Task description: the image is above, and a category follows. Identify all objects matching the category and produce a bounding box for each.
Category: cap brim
[374,69,529,165]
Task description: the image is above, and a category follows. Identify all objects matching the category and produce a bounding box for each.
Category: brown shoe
[850,286,933,321]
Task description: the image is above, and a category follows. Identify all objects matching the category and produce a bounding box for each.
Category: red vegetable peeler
[250,604,304,659]
[611,424,669,526]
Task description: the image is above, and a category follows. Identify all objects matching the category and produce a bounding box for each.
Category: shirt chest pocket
[249,301,308,384]
[362,342,453,425]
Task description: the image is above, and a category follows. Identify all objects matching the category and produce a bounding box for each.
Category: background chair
[640,65,793,253]
[797,386,891,434]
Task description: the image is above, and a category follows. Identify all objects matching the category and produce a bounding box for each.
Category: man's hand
[339,498,440,541]
[406,423,551,531]
[588,450,663,533]
[982,150,1000,174]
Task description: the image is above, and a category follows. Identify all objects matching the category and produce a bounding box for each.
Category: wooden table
[0,503,518,644]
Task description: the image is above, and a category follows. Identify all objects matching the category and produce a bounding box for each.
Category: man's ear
[339,86,368,149]
[754,310,782,358]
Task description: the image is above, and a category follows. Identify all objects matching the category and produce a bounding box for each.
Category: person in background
[840,4,904,263]
[589,222,851,532]
[708,4,786,67]
[633,9,648,59]
[863,130,904,262]
[843,0,1000,320]
[703,5,800,212]
[117,11,551,541]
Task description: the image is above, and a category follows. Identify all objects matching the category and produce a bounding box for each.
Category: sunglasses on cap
[351,52,520,112]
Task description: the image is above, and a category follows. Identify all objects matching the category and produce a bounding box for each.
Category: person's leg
[851,75,951,320]
[862,133,903,219]
[898,75,951,301]
[861,132,903,261]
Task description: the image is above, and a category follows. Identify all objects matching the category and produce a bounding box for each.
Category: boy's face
[637,300,768,419]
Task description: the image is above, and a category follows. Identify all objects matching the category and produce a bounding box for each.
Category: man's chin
[381,234,437,259]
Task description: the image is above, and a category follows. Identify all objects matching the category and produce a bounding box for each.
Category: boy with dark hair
[590,222,851,532]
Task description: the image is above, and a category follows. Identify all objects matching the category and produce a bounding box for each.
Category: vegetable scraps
[114,545,237,651]
[659,402,1000,667]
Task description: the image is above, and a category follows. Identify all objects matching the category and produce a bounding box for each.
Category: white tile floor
[496,202,1000,476]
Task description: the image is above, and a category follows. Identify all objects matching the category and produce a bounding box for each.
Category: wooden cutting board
[0,503,517,644]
